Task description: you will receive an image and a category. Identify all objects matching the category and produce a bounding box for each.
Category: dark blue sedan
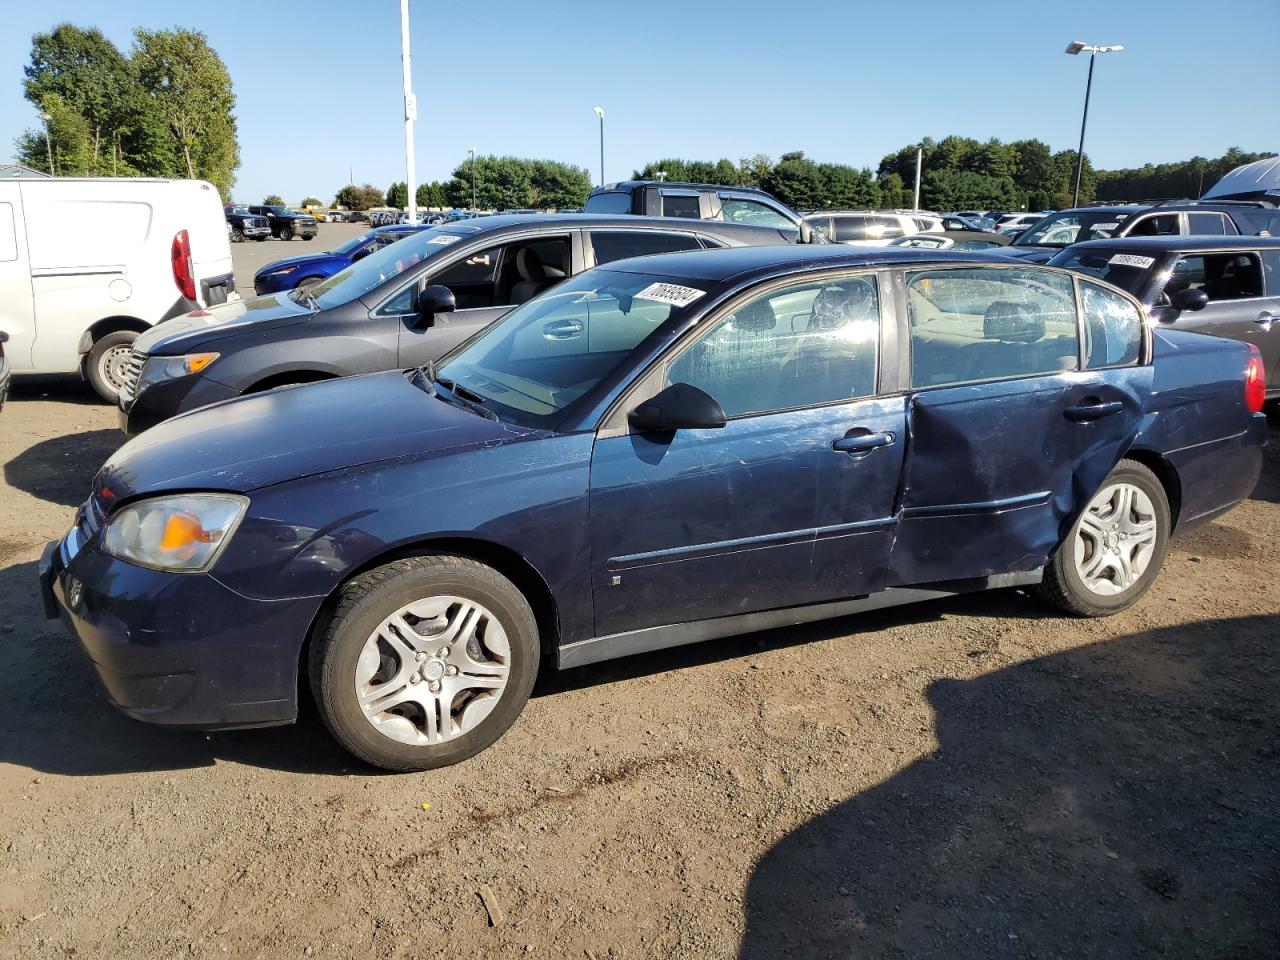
[252,225,431,294]
[41,246,1267,771]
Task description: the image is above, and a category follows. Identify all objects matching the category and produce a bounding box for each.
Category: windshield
[1047,248,1156,298]
[308,227,463,308]
[331,232,377,257]
[437,269,711,429]
[1014,211,1133,248]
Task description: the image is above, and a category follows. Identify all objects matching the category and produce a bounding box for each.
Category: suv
[247,204,318,241]
[584,180,811,239]
[803,210,932,245]
[224,205,271,242]
[1005,200,1280,263]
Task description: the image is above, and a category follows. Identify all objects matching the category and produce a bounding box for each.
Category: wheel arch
[245,369,339,393]
[79,315,150,354]
[1121,447,1183,531]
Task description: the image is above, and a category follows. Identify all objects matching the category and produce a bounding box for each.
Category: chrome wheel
[98,344,134,393]
[355,596,510,745]
[1073,482,1158,596]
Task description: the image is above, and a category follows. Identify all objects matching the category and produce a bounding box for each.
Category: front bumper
[40,518,320,729]
[118,371,240,436]
[241,225,270,238]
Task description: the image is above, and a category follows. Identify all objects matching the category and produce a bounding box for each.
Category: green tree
[529,159,592,209]
[333,183,384,210]
[386,181,408,208]
[445,155,534,210]
[263,194,284,206]
[816,163,879,209]
[416,181,447,208]
[921,169,1022,211]
[761,152,823,210]
[876,172,909,209]
[300,196,321,208]
[131,27,239,197]
[1094,147,1276,201]
[737,154,773,188]
[1009,139,1057,210]
[15,92,94,175]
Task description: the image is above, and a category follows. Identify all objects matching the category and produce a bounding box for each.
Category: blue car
[252,225,431,294]
[41,246,1267,771]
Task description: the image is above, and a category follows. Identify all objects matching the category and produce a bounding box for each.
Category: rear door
[891,264,1147,586]
[584,229,702,267]
[0,183,35,370]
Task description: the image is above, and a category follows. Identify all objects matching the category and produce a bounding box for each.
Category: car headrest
[983,300,1044,343]
[809,280,877,331]
[516,247,545,282]
[729,299,777,333]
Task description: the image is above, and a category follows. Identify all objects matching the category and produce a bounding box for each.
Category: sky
[2,0,1277,205]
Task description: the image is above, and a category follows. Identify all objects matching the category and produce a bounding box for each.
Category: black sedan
[116,215,803,434]
[1050,235,1280,398]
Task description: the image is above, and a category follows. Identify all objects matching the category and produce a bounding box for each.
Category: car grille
[250,217,268,229]
[119,349,146,404]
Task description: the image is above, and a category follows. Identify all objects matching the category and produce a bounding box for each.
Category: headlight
[139,353,219,387]
[102,494,248,572]
[265,265,297,276]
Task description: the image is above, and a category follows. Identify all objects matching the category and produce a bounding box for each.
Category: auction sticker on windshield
[635,282,706,307]
[1109,254,1156,269]
[428,235,462,245]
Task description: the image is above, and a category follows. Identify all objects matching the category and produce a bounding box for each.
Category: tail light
[1245,343,1265,414]
[171,229,196,302]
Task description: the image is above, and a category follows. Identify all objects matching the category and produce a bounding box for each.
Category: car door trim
[899,489,1053,520]
[557,570,1044,669]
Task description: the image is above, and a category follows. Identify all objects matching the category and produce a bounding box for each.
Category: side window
[718,198,794,230]
[1081,281,1142,368]
[805,217,832,239]
[0,203,17,261]
[1166,253,1263,302]
[430,236,571,309]
[1187,212,1229,236]
[661,194,701,219]
[1126,214,1179,237]
[869,216,905,240]
[907,267,1080,388]
[666,276,880,418]
[1262,251,1280,297]
[590,230,701,266]
[381,282,418,315]
[832,217,869,242]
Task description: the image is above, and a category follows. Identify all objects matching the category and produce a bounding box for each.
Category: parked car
[253,225,431,294]
[117,214,801,434]
[42,245,1267,771]
[247,205,318,241]
[224,205,271,242]
[346,211,369,224]
[584,180,813,239]
[0,331,10,411]
[994,213,1044,235]
[804,210,931,245]
[0,176,234,401]
[1005,201,1280,263]
[1051,235,1280,398]
[889,230,1012,251]
[953,210,998,230]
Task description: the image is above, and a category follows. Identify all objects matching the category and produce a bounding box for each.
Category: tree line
[16,23,238,198]
[1095,148,1275,201]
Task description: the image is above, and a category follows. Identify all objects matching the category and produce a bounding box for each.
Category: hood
[254,251,347,278]
[135,293,313,356]
[95,371,528,501]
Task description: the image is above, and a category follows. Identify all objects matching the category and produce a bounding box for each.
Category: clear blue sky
[2,0,1277,204]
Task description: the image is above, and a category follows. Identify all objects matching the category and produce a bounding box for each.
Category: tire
[278,226,294,241]
[302,235,315,241]
[253,235,268,242]
[84,330,138,403]
[1037,460,1170,617]
[231,226,245,243]
[310,555,539,771]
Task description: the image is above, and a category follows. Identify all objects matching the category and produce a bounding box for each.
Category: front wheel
[278,226,294,241]
[310,556,539,771]
[302,235,315,241]
[1037,460,1170,616]
[231,226,245,242]
[84,330,138,402]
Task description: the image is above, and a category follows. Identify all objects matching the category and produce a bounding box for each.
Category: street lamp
[1065,40,1123,208]
[468,146,477,211]
[592,106,605,187]
[655,170,667,182]
[399,0,418,223]
[39,111,53,176]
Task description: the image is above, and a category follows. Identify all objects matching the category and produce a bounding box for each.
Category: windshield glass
[331,232,377,257]
[437,269,710,429]
[1014,211,1133,248]
[309,227,463,308]
[1047,248,1155,298]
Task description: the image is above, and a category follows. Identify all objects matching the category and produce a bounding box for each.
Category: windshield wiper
[409,363,498,420]
[290,285,320,310]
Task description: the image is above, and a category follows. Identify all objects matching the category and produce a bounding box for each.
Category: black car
[247,205,319,241]
[1050,235,1280,398]
[116,214,801,434]
[584,180,815,240]
[0,331,10,411]
[1005,200,1280,263]
[224,205,271,242]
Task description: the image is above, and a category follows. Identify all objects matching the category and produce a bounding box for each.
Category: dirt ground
[1,237,1278,958]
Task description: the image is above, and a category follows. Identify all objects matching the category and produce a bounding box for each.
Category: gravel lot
[1,228,1277,958]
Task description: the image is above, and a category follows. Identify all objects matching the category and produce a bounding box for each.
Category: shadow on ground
[4,430,122,508]
[739,614,1280,959]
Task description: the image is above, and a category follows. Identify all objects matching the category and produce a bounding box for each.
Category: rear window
[583,192,633,215]
[661,195,701,219]
[1047,248,1155,299]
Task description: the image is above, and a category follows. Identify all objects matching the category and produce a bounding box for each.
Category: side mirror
[797,221,814,245]
[1171,287,1209,312]
[628,382,726,433]
[414,284,456,327]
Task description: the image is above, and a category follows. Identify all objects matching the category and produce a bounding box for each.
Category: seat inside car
[507,243,569,304]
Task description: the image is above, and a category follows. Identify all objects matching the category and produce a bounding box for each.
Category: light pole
[399,0,418,223]
[1065,40,1123,208]
[655,170,667,182]
[468,146,477,211]
[39,111,53,175]
[592,106,605,187]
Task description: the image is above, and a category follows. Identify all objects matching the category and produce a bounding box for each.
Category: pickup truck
[247,204,318,241]
[223,205,271,242]
[584,180,815,240]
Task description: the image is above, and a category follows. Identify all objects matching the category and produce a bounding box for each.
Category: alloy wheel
[1072,481,1158,596]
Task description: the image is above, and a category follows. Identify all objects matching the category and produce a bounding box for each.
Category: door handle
[1254,311,1276,332]
[542,319,584,341]
[1064,399,1124,422]
[832,431,894,454]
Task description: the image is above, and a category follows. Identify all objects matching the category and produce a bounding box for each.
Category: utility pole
[912,146,922,211]
[400,0,417,222]
[469,147,477,210]
[40,112,53,176]
[593,106,605,187]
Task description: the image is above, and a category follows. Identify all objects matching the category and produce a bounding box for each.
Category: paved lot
[0,241,1278,957]
[229,221,367,297]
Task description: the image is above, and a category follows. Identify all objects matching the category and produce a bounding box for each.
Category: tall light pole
[39,111,53,175]
[1065,40,1123,208]
[592,106,605,187]
[399,0,418,223]
[468,146,477,211]
[912,146,923,211]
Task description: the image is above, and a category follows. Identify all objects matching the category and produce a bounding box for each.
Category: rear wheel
[278,226,294,241]
[1038,460,1170,616]
[310,555,539,771]
[302,234,315,241]
[84,330,138,403]
[231,226,245,242]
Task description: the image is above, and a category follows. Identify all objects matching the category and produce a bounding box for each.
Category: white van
[0,177,234,401]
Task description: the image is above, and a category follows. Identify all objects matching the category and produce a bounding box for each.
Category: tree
[416,181,448,209]
[528,160,592,209]
[738,154,773,188]
[333,183,384,210]
[444,155,536,210]
[386,181,408,208]
[921,169,1022,211]
[762,152,823,210]
[876,172,909,209]
[1094,148,1276,201]
[263,194,284,205]
[817,163,879,209]
[300,195,321,208]
[131,27,239,197]
[1009,139,1057,211]
[15,92,94,175]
